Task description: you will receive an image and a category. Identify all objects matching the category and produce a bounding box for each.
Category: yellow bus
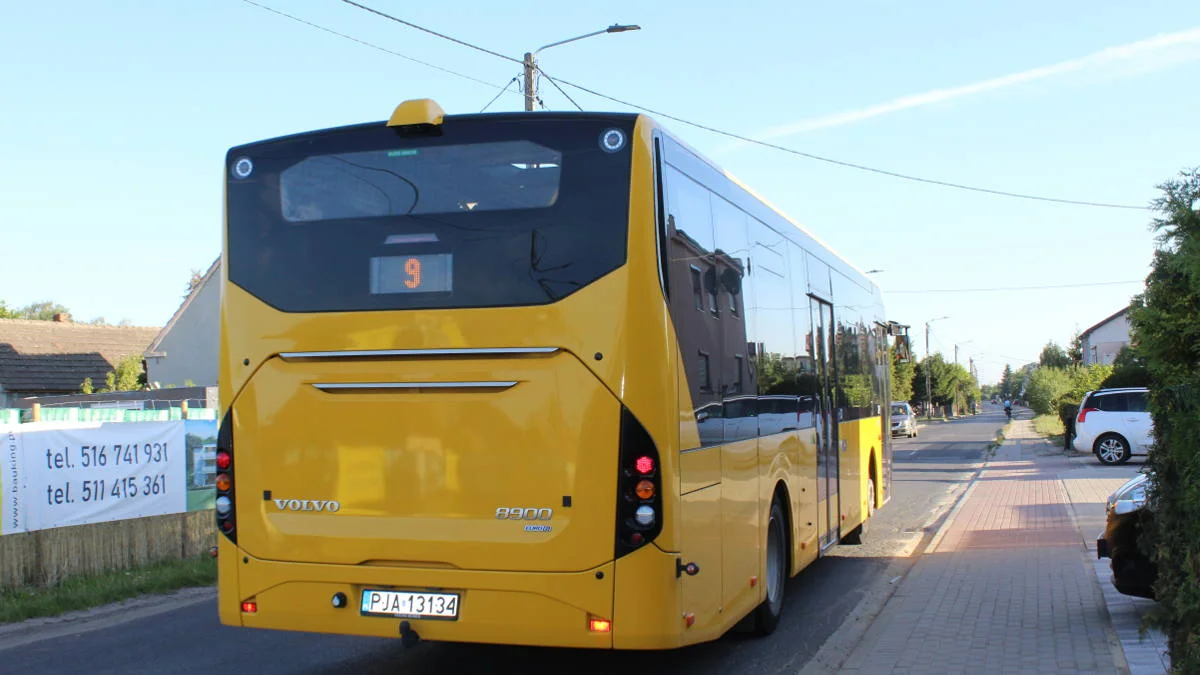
[216,98,896,649]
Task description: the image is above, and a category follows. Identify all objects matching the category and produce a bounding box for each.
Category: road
[0,409,1007,675]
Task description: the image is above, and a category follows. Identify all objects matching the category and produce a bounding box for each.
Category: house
[0,314,160,406]
[144,258,219,388]
[1079,308,1131,366]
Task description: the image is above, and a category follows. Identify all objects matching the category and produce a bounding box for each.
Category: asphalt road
[1,409,1008,675]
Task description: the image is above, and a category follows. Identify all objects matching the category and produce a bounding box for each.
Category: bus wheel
[842,478,875,545]
[753,499,788,636]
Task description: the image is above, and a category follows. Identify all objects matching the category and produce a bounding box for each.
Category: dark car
[1097,472,1157,599]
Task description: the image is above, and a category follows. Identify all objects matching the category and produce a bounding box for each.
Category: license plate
[360,589,459,620]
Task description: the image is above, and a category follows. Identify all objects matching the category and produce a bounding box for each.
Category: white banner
[1,425,24,534]
[18,422,186,532]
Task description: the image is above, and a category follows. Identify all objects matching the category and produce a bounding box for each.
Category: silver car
[891,401,917,438]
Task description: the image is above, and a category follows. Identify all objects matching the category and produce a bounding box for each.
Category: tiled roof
[0,319,160,395]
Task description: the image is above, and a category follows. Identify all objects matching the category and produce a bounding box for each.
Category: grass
[0,554,216,624]
[1032,414,1067,447]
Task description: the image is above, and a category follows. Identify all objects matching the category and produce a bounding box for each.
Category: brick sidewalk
[835,418,1126,674]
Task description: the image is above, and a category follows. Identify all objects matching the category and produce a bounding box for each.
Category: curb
[797,457,988,674]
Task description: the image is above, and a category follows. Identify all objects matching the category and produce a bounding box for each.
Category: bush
[1134,167,1200,670]
[1026,367,1071,415]
[1059,400,1079,449]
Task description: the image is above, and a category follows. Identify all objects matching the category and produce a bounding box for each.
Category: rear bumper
[218,540,685,649]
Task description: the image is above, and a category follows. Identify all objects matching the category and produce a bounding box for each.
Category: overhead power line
[337,0,520,64]
[240,0,514,93]
[886,279,1143,293]
[289,1,1150,211]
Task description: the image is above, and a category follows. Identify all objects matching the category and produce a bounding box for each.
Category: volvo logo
[274,499,341,513]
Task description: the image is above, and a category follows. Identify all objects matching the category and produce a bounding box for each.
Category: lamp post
[953,341,973,416]
[924,316,950,419]
[523,24,640,111]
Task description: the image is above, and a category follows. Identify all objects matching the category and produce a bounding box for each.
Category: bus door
[810,297,839,551]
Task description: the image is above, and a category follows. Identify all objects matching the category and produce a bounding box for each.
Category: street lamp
[523,24,641,111]
[924,316,950,419]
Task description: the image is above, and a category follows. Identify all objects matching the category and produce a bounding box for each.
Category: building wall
[1082,313,1131,366]
[146,277,219,387]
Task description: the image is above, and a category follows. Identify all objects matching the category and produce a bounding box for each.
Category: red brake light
[1077,407,1098,424]
[588,616,612,633]
[635,456,655,474]
[241,601,258,614]
[216,451,231,470]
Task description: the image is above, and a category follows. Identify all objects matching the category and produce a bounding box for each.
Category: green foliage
[1133,167,1200,670]
[891,349,915,402]
[1102,345,1151,388]
[913,354,979,412]
[0,554,215,623]
[16,301,70,321]
[1066,363,1113,401]
[80,377,94,395]
[1032,413,1064,437]
[98,355,146,392]
[1068,334,1083,366]
[1038,341,1072,369]
[1026,367,1072,415]
[999,364,1016,398]
[0,300,70,321]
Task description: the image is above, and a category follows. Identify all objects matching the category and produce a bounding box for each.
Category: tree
[1101,345,1150,388]
[1132,167,1200,670]
[98,354,146,392]
[17,301,70,321]
[1068,334,1083,366]
[1025,367,1071,415]
[1038,341,1072,369]
[890,349,915,402]
[0,301,19,319]
[999,364,1015,399]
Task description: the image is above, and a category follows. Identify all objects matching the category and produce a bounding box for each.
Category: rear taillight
[216,411,236,543]
[616,408,663,558]
[1077,407,1098,424]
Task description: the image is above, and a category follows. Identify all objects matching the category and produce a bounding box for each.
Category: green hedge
[1135,167,1200,671]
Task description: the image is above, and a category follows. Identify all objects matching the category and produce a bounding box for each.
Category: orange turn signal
[635,479,655,500]
[588,616,612,633]
[241,600,258,614]
[215,473,232,492]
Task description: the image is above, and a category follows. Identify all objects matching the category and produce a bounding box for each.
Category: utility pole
[522,25,640,112]
[925,322,932,420]
[522,52,537,111]
[924,316,949,419]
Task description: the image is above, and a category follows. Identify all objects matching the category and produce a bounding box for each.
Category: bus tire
[842,477,875,545]
[753,498,788,636]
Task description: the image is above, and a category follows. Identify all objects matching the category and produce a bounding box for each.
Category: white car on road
[1072,387,1153,465]
[891,401,917,438]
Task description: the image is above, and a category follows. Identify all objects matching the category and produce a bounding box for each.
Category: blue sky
[3,0,1199,384]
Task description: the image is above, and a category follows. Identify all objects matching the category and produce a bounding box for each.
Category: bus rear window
[279,141,561,222]
[226,116,634,313]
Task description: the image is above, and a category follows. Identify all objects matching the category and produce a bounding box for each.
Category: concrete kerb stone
[796,452,990,674]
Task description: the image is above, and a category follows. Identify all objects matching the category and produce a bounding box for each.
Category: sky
[3,0,1199,384]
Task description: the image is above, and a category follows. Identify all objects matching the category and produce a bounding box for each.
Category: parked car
[1097,472,1156,599]
[890,401,917,437]
[1072,387,1153,465]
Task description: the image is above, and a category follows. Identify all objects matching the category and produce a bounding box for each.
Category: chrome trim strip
[313,381,518,392]
[281,348,558,360]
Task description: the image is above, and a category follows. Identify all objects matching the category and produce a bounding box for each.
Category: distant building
[1079,308,1131,366]
[0,314,159,406]
[144,258,219,388]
